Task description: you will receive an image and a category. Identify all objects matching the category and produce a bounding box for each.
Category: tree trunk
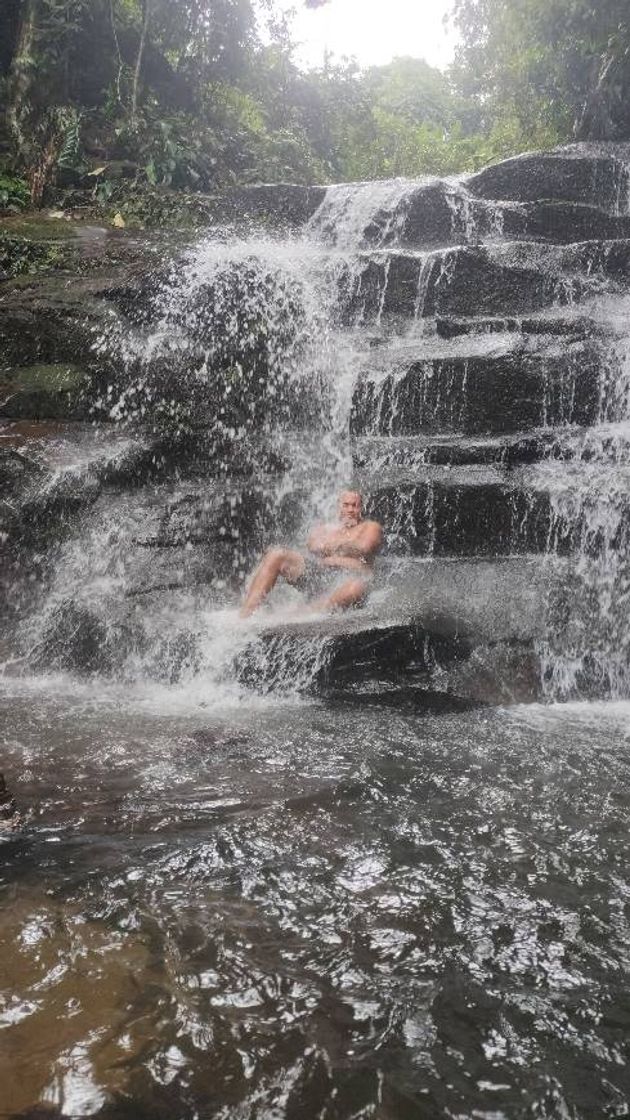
[574,48,626,142]
[130,0,151,130]
[5,0,40,162]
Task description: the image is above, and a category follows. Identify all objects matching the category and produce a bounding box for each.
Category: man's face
[338,491,362,528]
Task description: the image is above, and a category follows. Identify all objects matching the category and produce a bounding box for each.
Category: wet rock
[31,600,144,675]
[342,246,586,325]
[505,201,630,244]
[235,618,470,694]
[430,247,575,318]
[366,475,571,557]
[0,363,88,420]
[435,313,600,340]
[0,446,45,499]
[8,469,101,549]
[153,484,304,557]
[0,278,110,368]
[0,772,21,832]
[467,143,630,210]
[351,341,601,436]
[208,183,326,228]
[353,431,570,470]
[360,182,457,249]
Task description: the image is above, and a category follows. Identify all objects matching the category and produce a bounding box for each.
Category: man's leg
[239,548,305,618]
[309,577,370,615]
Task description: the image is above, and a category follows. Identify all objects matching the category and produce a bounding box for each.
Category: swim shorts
[291,556,337,598]
[291,557,374,601]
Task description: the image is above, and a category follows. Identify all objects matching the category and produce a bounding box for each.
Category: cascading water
[539,293,630,699]
[19,229,375,696]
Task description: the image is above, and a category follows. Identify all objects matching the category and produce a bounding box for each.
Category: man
[239,490,383,618]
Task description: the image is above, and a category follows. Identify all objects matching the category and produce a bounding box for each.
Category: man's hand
[307,520,383,563]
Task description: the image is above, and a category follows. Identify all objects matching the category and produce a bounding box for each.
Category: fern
[55,107,82,170]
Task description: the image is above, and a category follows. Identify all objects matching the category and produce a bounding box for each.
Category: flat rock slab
[351,340,601,436]
[236,555,553,698]
[365,473,562,556]
[353,429,579,470]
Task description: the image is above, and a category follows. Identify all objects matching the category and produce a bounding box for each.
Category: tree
[451,0,630,143]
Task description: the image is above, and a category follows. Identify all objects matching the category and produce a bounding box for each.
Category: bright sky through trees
[280,0,458,71]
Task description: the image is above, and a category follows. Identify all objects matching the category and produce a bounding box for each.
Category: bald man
[239,490,383,618]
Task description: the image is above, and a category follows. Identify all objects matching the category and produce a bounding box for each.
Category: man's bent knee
[263,547,302,580]
[264,547,286,565]
[326,578,369,612]
[346,579,369,601]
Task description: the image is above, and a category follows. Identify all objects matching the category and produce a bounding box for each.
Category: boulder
[467,144,630,210]
[31,600,144,675]
[0,364,88,420]
[208,183,327,228]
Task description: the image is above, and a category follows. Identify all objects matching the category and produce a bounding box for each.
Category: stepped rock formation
[2,142,630,703]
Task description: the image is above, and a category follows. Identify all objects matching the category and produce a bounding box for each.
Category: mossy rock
[0,363,89,419]
[0,232,77,280]
[0,213,80,241]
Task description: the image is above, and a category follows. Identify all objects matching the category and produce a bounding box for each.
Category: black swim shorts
[292,557,374,601]
[291,556,336,598]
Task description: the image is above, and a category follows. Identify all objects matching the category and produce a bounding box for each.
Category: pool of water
[2,680,630,1119]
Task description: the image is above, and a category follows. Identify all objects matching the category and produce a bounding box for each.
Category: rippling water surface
[3,685,630,1119]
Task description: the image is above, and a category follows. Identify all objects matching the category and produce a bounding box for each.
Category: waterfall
[18,230,371,693]
[539,296,630,699]
[7,144,630,702]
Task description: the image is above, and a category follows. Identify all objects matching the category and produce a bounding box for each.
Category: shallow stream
[3,682,630,1118]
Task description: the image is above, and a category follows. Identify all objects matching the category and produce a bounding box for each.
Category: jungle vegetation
[1,0,629,214]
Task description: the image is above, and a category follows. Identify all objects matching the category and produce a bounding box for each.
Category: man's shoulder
[360,518,383,532]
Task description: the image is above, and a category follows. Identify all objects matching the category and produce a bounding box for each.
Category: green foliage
[451,0,630,143]
[0,175,29,213]
[55,108,83,171]
[0,233,65,278]
[5,0,630,209]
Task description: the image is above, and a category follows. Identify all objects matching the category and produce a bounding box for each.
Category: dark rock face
[31,600,144,676]
[351,342,601,436]
[367,476,564,558]
[209,183,327,228]
[0,772,20,830]
[467,144,630,209]
[504,201,630,244]
[235,619,471,693]
[341,245,590,325]
[0,364,88,420]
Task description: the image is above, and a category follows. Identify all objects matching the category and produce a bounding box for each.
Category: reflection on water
[2,687,630,1118]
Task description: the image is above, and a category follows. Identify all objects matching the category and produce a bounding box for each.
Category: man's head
[338,490,363,528]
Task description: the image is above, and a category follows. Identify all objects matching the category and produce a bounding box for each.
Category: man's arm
[306,523,335,555]
[349,520,384,559]
[307,520,384,567]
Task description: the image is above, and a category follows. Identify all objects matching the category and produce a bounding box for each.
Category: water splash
[539,294,630,698]
[307,178,426,249]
